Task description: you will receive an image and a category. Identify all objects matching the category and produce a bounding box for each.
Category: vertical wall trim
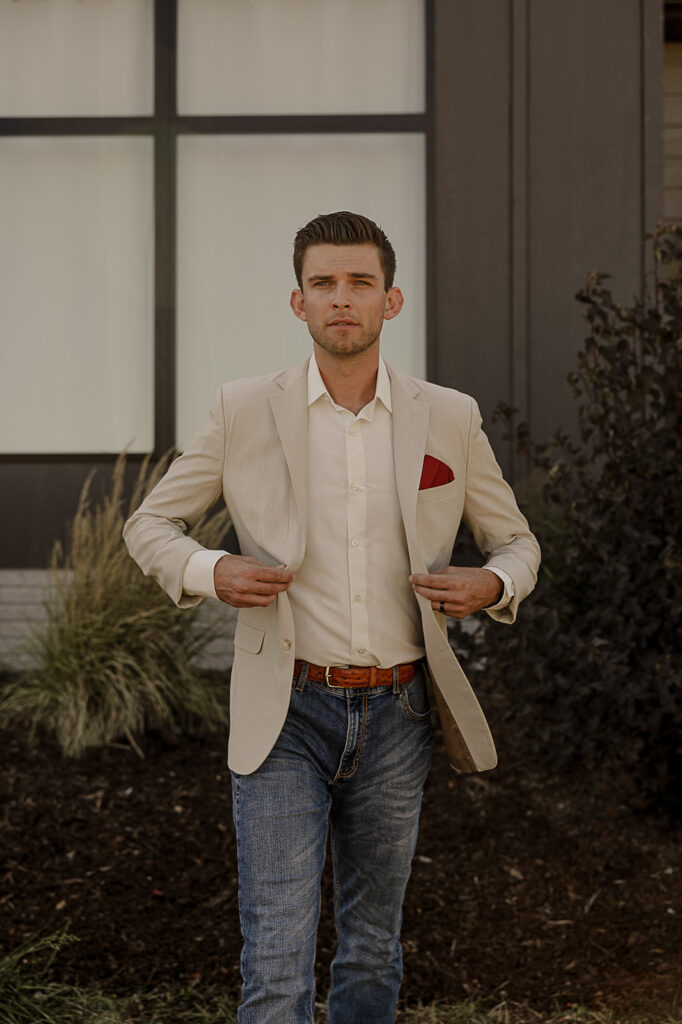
[425,0,437,383]
[641,0,664,289]
[153,0,178,453]
[510,0,530,480]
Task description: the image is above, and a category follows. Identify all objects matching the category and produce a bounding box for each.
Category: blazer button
[280,638,292,651]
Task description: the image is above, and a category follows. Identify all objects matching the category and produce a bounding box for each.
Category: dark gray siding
[432,0,663,477]
[431,0,513,458]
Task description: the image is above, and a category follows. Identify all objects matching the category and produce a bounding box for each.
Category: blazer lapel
[268,363,309,548]
[388,365,430,575]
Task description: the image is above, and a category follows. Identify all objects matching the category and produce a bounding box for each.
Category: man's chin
[313,334,380,357]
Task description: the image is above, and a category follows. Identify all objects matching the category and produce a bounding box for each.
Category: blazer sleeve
[462,399,541,624]
[122,386,226,608]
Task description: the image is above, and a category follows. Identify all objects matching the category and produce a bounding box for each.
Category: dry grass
[0,454,231,757]
[2,934,678,1024]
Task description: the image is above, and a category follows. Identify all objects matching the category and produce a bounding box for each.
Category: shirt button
[350,482,358,491]
[351,538,359,547]
[280,638,292,651]
[354,593,363,602]
[356,647,367,655]
[349,426,358,436]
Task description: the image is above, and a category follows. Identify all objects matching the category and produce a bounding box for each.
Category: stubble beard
[307,317,383,359]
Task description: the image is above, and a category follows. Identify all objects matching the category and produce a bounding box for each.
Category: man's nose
[332,288,352,307]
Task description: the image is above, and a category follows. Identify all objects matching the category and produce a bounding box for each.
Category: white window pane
[0,0,153,116]
[178,0,424,115]
[177,133,425,448]
[0,138,154,454]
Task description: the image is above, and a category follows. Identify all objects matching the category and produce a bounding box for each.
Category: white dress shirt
[183,356,512,667]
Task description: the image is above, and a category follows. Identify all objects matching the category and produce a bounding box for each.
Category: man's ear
[383,287,404,322]
[290,289,307,322]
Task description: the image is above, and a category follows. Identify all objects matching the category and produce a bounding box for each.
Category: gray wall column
[432,0,663,480]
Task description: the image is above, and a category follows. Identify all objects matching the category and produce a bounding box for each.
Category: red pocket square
[419,454,455,490]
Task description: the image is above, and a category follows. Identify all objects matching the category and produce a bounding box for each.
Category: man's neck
[313,344,380,416]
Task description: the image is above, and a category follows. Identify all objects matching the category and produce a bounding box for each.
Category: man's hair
[293,211,396,291]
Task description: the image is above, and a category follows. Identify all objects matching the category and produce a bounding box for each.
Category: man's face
[290,244,403,358]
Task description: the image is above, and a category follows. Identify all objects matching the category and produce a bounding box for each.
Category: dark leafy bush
[459,226,682,811]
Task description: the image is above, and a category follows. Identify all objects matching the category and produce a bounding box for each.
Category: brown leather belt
[293,659,421,689]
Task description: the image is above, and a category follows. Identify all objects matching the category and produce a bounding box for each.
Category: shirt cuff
[481,566,514,610]
[183,549,229,600]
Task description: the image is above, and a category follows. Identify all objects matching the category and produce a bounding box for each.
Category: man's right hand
[214,554,295,608]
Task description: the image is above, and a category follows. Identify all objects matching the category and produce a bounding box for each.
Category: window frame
[0,0,434,460]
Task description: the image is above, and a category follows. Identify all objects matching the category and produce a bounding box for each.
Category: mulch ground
[1,712,681,1016]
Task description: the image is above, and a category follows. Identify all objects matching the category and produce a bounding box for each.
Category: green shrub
[461,226,682,811]
[0,454,231,756]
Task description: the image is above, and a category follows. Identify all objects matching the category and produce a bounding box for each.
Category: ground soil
[1,713,681,1017]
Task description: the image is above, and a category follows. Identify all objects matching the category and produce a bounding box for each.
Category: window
[0,1,427,455]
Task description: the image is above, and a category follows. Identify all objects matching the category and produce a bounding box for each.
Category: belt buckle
[324,665,345,690]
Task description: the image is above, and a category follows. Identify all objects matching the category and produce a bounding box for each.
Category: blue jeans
[230,662,433,1024]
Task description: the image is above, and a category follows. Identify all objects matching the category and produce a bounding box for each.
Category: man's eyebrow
[306,272,379,282]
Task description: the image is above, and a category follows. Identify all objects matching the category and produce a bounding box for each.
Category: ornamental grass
[0,454,230,757]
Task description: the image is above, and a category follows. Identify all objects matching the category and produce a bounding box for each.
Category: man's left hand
[409,566,503,619]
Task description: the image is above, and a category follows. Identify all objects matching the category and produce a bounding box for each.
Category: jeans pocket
[400,673,432,721]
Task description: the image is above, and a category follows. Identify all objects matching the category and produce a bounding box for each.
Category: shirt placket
[345,414,371,663]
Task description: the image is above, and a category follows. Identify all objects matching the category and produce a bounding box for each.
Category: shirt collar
[307,354,392,414]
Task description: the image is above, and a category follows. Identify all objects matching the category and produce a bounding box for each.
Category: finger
[233,557,294,583]
[412,584,456,602]
[450,607,473,620]
[217,568,293,589]
[409,573,448,588]
[253,568,295,583]
[429,596,472,618]
[247,579,293,595]
[229,579,291,598]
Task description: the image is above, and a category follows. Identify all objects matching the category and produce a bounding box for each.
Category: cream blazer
[123,359,540,775]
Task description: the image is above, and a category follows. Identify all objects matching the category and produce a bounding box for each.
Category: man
[123,211,540,1024]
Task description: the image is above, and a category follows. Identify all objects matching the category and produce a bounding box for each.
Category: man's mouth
[328,319,358,326]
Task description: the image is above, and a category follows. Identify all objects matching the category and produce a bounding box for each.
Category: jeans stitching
[332,692,354,781]
[294,660,309,692]
[335,692,369,780]
[400,681,431,722]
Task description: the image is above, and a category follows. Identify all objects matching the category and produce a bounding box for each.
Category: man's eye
[314,280,330,287]
[354,280,370,286]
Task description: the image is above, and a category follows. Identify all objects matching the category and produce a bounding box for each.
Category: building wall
[664,38,682,218]
[0,0,665,582]
[432,0,663,476]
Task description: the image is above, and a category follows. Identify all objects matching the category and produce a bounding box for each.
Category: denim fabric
[231,664,433,1024]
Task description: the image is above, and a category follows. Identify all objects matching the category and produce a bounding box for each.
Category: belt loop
[295,660,309,692]
[392,665,400,694]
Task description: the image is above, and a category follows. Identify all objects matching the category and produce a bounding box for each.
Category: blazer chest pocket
[417,477,464,572]
[417,477,458,504]
[234,619,265,654]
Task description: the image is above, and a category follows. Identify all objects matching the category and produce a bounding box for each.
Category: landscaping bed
[1,715,680,1018]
